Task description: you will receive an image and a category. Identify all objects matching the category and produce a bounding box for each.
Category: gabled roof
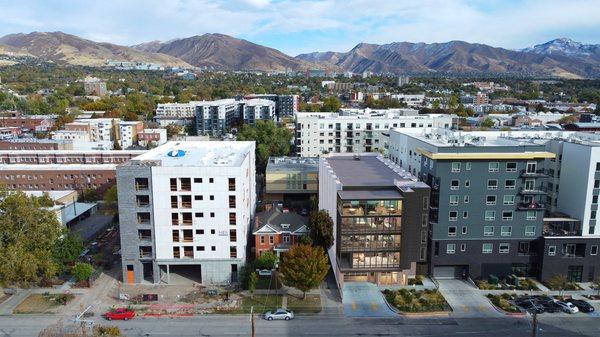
[253,207,309,235]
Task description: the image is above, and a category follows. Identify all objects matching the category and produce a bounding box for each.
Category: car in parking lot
[570,299,595,313]
[515,299,544,314]
[553,300,579,314]
[541,300,563,313]
[264,309,294,321]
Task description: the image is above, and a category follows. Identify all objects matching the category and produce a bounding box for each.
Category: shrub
[71,262,94,282]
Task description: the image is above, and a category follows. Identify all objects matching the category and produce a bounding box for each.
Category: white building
[295,111,456,157]
[51,130,90,142]
[155,102,199,118]
[242,99,276,124]
[119,121,143,148]
[117,141,256,284]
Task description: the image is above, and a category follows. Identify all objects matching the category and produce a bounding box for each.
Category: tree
[103,185,118,215]
[248,272,258,299]
[93,325,122,337]
[52,231,84,272]
[165,124,182,139]
[236,121,293,173]
[279,244,329,299]
[309,210,334,250]
[546,274,569,297]
[83,187,99,202]
[480,118,495,129]
[321,96,341,112]
[71,262,94,282]
[558,114,577,125]
[0,190,63,286]
[256,250,278,270]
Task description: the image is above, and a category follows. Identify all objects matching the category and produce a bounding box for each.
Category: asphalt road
[1,314,600,337]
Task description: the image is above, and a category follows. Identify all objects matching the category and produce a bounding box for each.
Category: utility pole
[531,311,538,337]
[250,306,256,337]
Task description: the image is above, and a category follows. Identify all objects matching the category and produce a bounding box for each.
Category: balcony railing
[517,202,546,211]
[519,187,547,195]
[135,183,149,191]
[520,169,548,178]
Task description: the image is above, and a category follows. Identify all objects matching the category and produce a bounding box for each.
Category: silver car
[264,308,294,321]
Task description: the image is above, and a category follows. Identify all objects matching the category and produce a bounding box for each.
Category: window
[196,229,204,235]
[503,195,515,205]
[196,246,205,251]
[486,195,497,205]
[499,243,510,254]
[462,226,467,234]
[210,212,215,218]
[465,180,470,188]
[489,162,499,172]
[209,195,214,201]
[446,244,456,254]
[592,210,597,220]
[260,236,265,244]
[464,195,470,203]
[210,229,215,234]
[593,195,598,204]
[228,178,236,191]
[451,162,461,172]
[230,246,237,258]
[269,236,274,244]
[505,179,516,190]
[518,242,530,255]
[195,195,203,201]
[595,180,600,188]
[229,212,236,225]
[449,195,459,205]
[465,162,472,171]
[420,230,427,243]
[548,245,556,256]
[195,212,203,217]
[591,245,598,255]
[422,197,429,210]
[506,162,517,172]
[487,180,498,190]
[502,211,513,220]
[526,211,536,220]
[596,163,600,171]
[211,246,216,251]
[525,226,536,236]
[501,226,512,236]
[135,178,149,191]
[209,178,214,183]
[229,195,236,208]
[194,178,203,183]
[450,180,460,190]
[484,226,494,236]
[485,210,495,221]
[463,211,469,219]
[448,226,457,237]
[482,243,493,254]
[449,211,458,221]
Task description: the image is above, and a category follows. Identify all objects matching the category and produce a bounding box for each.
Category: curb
[485,297,526,317]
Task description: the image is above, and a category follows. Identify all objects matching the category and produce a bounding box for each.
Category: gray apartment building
[319,153,430,288]
[194,99,241,136]
[389,128,554,279]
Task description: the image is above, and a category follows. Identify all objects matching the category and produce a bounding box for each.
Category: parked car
[298,209,309,216]
[515,299,544,314]
[553,300,579,314]
[570,299,595,313]
[541,300,562,313]
[264,309,294,321]
[104,308,135,320]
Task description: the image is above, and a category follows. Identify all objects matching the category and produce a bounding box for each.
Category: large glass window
[340,234,401,252]
[340,216,401,233]
[341,199,402,216]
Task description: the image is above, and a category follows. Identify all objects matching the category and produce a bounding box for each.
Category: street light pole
[531,311,538,337]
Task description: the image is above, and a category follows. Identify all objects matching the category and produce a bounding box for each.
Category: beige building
[265,157,318,209]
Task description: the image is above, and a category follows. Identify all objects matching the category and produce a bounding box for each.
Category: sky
[0,0,599,56]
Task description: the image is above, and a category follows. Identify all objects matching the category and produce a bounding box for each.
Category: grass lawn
[287,294,321,314]
[223,295,283,314]
[14,294,75,314]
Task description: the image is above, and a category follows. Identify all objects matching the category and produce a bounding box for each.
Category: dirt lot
[14,294,75,314]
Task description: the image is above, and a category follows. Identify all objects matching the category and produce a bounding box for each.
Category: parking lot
[514,294,599,316]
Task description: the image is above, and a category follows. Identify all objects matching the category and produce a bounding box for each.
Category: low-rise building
[253,206,309,258]
[0,138,73,150]
[119,121,144,148]
[138,129,167,147]
[265,156,318,209]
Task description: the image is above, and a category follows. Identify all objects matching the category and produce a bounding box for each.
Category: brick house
[253,207,309,258]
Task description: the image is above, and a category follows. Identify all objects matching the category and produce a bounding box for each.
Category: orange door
[127,270,135,283]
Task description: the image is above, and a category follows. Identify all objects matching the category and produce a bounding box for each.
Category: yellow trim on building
[416,148,556,160]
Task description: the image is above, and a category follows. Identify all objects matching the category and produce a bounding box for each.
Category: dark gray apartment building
[319,153,430,288]
[389,129,555,280]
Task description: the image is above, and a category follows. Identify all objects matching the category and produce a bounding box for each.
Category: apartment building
[0,150,144,165]
[155,102,199,118]
[265,156,318,208]
[0,113,55,132]
[83,76,107,96]
[119,121,144,148]
[244,94,299,117]
[295,111,455,157]
[138,129,167,147]
[242,99,276,125]
[389,128,554,279]
[319,153,430,289]
[64,118,120,142]
[116,141,256,285]
[195,99,241,136]
[0,138,73,150]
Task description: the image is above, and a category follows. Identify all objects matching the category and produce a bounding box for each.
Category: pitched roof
[253,207,309,234]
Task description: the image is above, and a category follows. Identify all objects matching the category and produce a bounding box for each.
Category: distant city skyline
[1,0,599,56]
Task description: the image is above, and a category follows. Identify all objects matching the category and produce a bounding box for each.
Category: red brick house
[253,207,309,258]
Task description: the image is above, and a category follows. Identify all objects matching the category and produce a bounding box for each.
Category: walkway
[342,282,397,317]
[436,279,503,318]
[0,290,31,316]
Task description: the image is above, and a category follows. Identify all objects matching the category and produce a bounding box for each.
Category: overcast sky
[1,0,599,55]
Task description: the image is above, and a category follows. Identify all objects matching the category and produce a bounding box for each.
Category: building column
[166,264,171,284]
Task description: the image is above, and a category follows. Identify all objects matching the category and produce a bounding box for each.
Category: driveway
[342,282,397,317]
[436,279,503,318]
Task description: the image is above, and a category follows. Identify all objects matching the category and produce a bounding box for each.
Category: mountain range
[0,31,599,78]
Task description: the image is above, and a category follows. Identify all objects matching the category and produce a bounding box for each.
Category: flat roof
[338,189,403,200]
[25,190,76,200]
[0,164,116,170]
[325,154,419,187]
[131,141,254,167]
[0,150,144,155]
[267,156,318,173]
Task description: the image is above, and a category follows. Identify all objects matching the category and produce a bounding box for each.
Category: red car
[105,308,135,321]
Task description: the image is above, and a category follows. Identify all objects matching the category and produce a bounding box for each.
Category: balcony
[543,218,582,237]
[520,169,548,178]
[517,202,546,211]
[519,187,547,195]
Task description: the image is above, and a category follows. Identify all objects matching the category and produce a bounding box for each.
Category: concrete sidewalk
[0,290,31,316]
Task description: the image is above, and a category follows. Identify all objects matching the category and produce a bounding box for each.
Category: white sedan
[264,309,295,321]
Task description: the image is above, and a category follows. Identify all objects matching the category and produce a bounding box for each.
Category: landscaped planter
[382,289,451,314]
